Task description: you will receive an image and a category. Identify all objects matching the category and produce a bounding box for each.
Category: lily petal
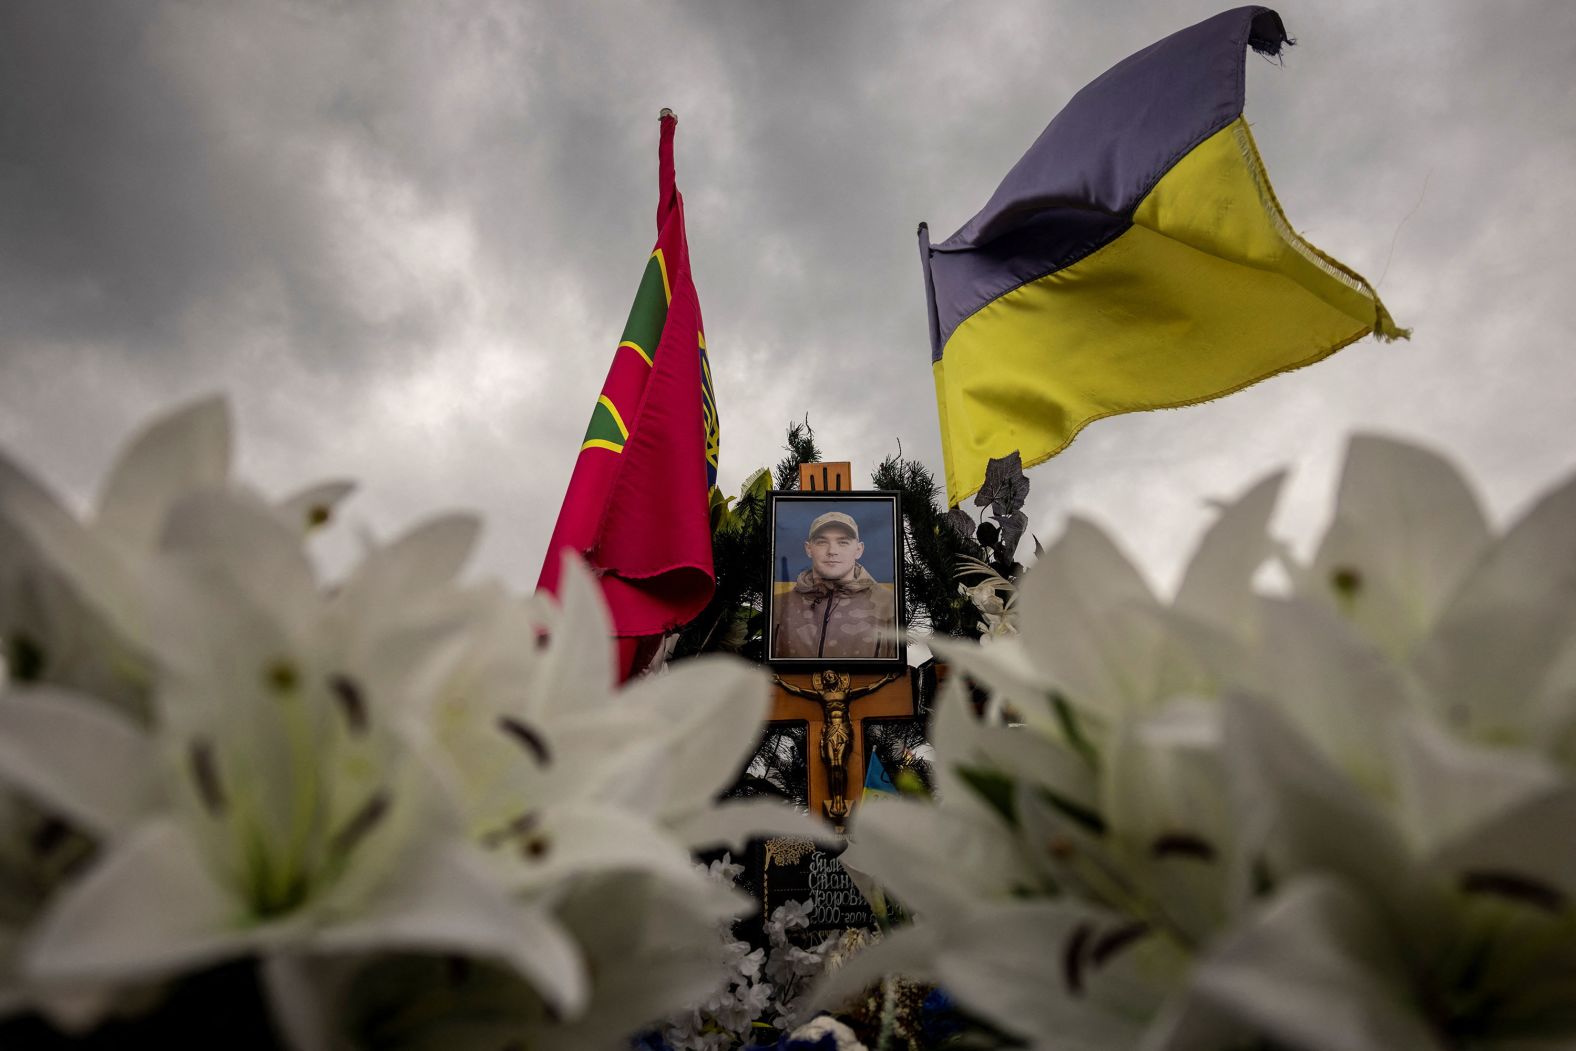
[1191,876,1447,1051]
[1311,434,1490,659]
[936,901,1145,1051]
[337,513,481,619]
[929,670,1096,817]
[1018,517,1165,716]
[1413,470,1576,744]
[1221,696,1424,929]
[540,870,748,1044]
[0,539,149,714]
[1426,783,1576,904]
[1395,716,1562,857]
[26,818,258,985]
[1255,597,1411,796]
[1102,700,1233,940]
[532,556,617,714]
[157,487,319,634]
[95,396,231,554]
[926,634,1061,736]
[616,656,769,820]
[842,796,1031,917]
[0,686,156,836]
[314,840,590,1017]
[0,454,141,648]
[1174,471,1285,637]
[259,953,359,1051]
[490,803,704,894]
[672,799,841,852]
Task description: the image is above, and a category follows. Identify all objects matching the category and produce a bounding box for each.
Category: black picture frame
[764,490,905,670]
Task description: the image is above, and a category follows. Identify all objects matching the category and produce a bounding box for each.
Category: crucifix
[768,669,915,829]
[748,460,926,936]
[767,458,919,830]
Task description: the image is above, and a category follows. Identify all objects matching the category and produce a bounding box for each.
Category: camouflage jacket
[771,564,897,660]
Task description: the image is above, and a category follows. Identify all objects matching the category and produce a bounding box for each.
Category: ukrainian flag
[921,7,1406,507]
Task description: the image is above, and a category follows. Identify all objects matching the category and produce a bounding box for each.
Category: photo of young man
[770,506,898,661]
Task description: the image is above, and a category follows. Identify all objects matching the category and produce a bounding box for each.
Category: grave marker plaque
[758,837,874,941]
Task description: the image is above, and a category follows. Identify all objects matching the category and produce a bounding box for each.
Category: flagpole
[916,222,941,363]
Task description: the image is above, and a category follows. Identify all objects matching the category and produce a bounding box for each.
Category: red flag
[537,111,719,677]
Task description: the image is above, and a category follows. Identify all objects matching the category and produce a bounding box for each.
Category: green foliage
[679,424,1021,658]
[773,416,820,491]
[672,469,769,661]
[870,452,985,639]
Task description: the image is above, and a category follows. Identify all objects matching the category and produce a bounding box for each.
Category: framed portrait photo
[765,490,904,669]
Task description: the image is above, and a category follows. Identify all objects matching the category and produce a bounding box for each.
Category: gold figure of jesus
[774,670,900,828]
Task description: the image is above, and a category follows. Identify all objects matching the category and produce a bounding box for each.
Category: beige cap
[808,511,859,539]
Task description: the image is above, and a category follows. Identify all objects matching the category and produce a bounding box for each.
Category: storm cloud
[2,0,1573,597]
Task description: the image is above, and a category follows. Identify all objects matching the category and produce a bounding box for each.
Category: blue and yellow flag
[921,7,1406,507]
[863,749,897,799]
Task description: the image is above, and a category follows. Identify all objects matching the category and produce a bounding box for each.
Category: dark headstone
[758,837,873,940]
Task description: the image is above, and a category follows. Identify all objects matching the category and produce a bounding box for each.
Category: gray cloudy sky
[3,0,1574,597]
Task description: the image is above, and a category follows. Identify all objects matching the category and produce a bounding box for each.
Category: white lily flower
[927,471,1283,737]
[0,400,373,1030]
[830,440,1576,1048]
[0,397,820,1045]
[1279,435,1576,767]
[244,545,822,1045]
[0,397,355,712]
[0,486,591,1027]
[416,552,832,894]
[818,674,1241,1046]
[0,398,224,693]
[0,415,185,710]
[810,473,1296,1044]
[1200,694,1576,1050]
[0,401,238,1022]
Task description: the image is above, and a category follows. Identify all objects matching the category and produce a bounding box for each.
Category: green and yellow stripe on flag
[920,6,1406,507]
[615,247,669,369]
[580,249,670,455]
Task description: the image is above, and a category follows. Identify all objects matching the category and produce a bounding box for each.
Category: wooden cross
[798,460,853,492]
[763,460,918,829]
[768,670,916,829]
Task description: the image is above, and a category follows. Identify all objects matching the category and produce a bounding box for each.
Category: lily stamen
[480,810,542,850]
[1150,833,1218,862]
[330,791,391,857]
[1460,871,1567,914]
[263,658,300,696]
[1063,921,1094,996]
[1090,921,1151,967]
[497,716,553,766]
[188,740,226,816]
[329,674,369,736]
